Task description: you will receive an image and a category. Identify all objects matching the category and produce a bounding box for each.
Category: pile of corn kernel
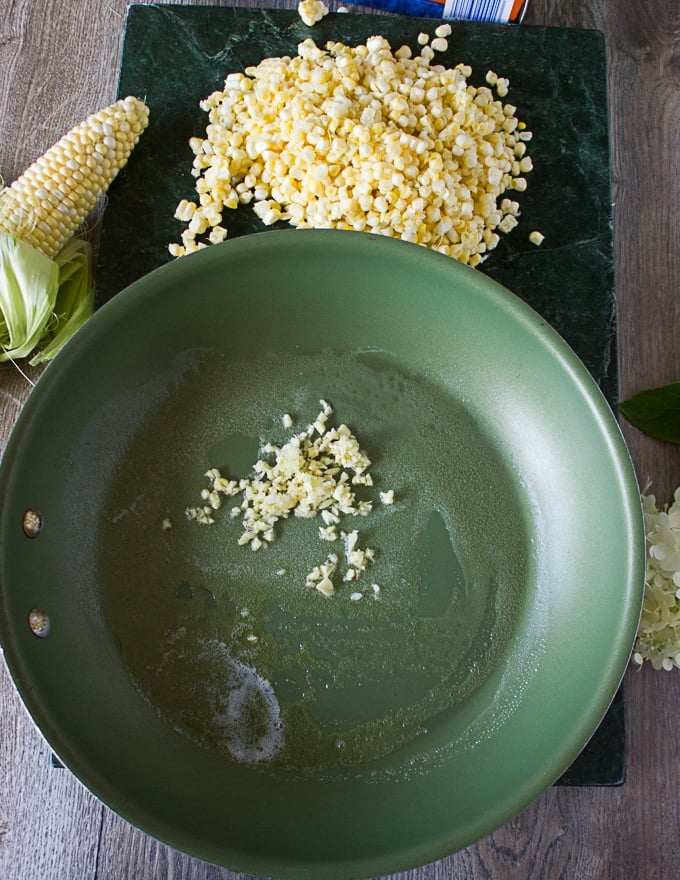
[185,401,394,597]
[170,28,535,266]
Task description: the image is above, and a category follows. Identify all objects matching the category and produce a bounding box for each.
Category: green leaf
[620,382,680,444]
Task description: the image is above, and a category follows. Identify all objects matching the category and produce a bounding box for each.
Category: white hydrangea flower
[632,487,680,670]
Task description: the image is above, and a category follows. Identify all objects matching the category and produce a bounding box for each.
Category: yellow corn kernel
[0,97,149,259]
[209,225,228,244]
[174,199,196,222]
[298,0,329,26]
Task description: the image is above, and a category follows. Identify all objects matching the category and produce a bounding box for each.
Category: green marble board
[96,3,623,785]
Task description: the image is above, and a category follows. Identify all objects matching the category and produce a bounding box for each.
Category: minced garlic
[341,528,374,575]
[186,401,395,595]
[305,552,339,596]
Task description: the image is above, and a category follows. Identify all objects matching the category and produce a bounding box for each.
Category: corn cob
[0,96,149,259]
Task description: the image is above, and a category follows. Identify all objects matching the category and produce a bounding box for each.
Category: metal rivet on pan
[28,608,50,638]
[22,509,43,538]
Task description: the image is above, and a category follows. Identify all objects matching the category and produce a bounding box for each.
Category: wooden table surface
[1,1,679,878]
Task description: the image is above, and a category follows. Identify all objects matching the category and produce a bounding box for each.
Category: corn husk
[0,230,93,366]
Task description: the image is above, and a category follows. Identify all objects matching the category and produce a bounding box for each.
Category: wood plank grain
[96,809,256,880]
[0,661,102,880]
[604,5,680,503]
[0,2,124,183]
[527,1,680,503]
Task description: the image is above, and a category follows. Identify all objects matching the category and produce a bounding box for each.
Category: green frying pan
[0,230,644,879]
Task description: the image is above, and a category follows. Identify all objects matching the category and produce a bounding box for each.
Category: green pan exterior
[0,230,644,879]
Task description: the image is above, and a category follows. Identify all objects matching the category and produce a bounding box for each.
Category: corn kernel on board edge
[95,4,620,786]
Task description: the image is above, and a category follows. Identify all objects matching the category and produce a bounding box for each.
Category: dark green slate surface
[96,3,623,786]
